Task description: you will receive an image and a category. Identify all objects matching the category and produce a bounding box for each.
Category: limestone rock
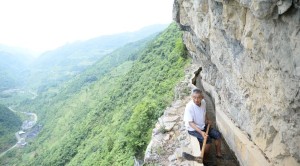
[173,0,300,165]
[164,122,176,132]
[163,115,179,122]
[168,154,177,162]
[277,0,293,15]
[163,134,170,141]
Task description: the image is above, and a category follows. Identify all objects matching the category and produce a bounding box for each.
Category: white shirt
[184,99,206,131]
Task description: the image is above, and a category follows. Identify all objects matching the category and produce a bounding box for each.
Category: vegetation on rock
[1,23,189,165]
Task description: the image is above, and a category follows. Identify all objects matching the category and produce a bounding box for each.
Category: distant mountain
[0,45,32,90]
[29,24,168,90]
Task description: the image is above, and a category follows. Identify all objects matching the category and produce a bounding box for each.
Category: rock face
[173,0,300,165]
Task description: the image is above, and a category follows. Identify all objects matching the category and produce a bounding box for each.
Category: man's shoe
[182,152,196,161]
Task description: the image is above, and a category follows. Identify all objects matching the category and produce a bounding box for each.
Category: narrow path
[196,86,239,165]
[0,107,38,158]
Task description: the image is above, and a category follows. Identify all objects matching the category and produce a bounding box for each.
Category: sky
[0,0,173,53]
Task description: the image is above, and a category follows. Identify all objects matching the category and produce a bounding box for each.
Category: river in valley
[0,89,41,158]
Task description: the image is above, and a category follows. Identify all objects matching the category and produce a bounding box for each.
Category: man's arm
[189,121,208,138]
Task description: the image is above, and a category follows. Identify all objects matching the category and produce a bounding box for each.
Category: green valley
[0,23,190,165]
[0,105,22,152]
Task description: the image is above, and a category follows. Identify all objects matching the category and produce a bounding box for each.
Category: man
[184,88,223,158]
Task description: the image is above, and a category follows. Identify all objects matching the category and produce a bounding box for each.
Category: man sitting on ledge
[184,88,223,158]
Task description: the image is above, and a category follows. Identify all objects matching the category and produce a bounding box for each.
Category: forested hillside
[0,105,22,152]
[28,24,167,91]
[1,23,189,165]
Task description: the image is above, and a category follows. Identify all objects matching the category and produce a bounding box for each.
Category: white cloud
[0,0,173,52]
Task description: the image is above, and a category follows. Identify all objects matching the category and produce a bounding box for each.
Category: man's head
[191,88,203,106]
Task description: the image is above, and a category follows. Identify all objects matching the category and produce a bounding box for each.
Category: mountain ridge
[27,24,168,90]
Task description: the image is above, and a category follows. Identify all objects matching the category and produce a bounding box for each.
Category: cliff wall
[173,0,300,165]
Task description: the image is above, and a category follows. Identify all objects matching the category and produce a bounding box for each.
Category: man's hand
[201,131,208,138]
[189,121,208,138]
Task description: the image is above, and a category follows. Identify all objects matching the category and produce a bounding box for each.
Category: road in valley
[0,107,38,158]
